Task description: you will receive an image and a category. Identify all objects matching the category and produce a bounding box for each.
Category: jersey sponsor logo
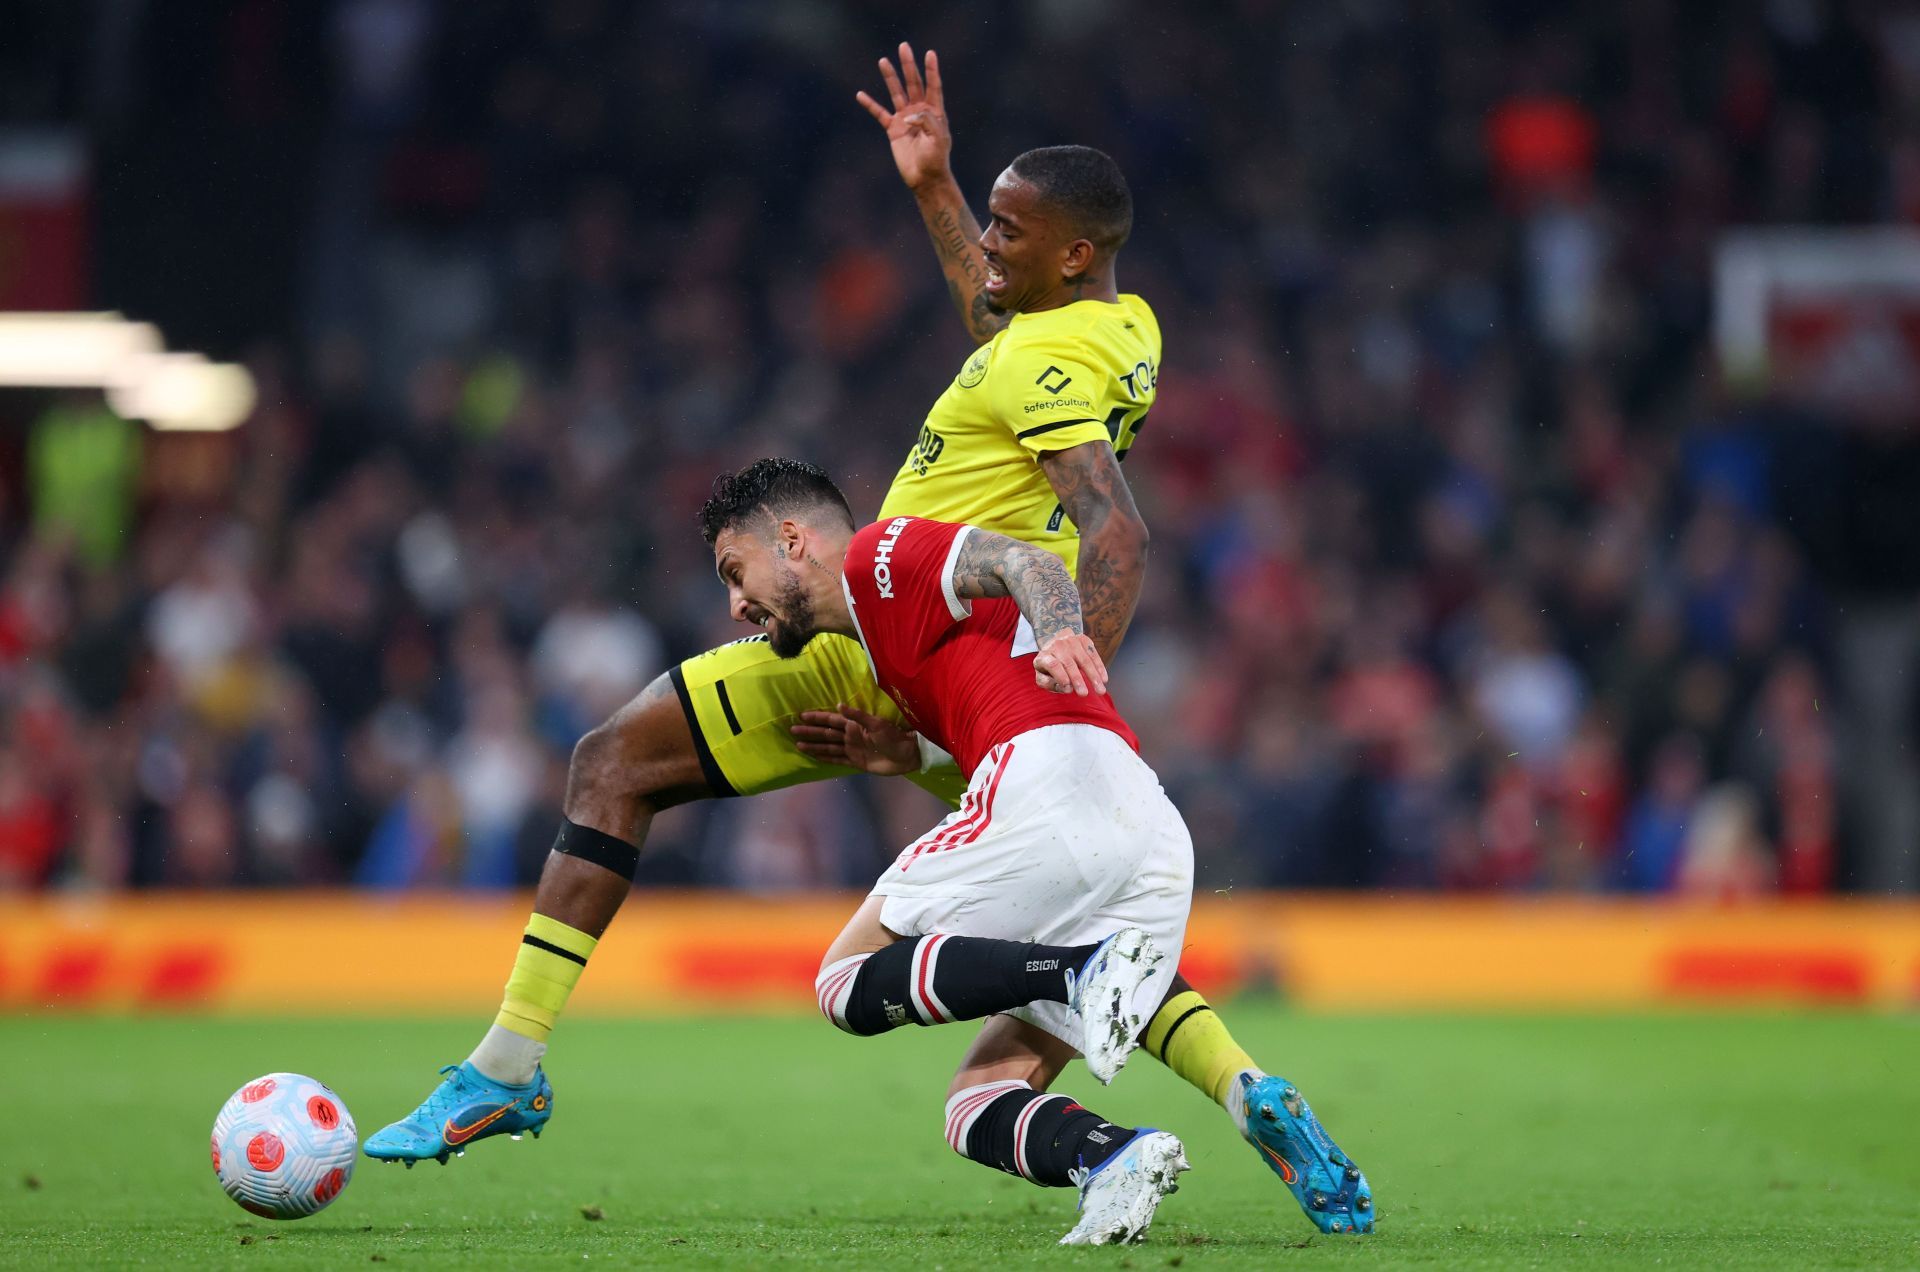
[908,424,945,476]
[1034,364,1074,394]
[873,516,911,599]
[957,343,991,388]
[1024,395,1092,414]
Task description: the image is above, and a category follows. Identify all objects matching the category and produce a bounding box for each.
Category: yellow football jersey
[878,294,1160,577]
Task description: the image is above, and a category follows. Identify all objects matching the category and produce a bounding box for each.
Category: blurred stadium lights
[107,352,255,432]
[0,311,254,430]
[0,312,160,385]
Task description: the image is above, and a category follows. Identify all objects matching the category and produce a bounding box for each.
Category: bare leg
[948,1013,1075,1098]
[537,674,712,937]
[461,674,712,1084]
[369,673,728,1146]
[818,893,905,968]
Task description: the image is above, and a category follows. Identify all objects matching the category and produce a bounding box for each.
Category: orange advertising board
[1,892,1916,1013]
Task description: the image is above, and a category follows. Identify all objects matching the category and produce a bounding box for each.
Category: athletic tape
[552,818,640,881]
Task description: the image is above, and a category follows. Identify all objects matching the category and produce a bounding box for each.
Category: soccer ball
[210,1073,358,1219]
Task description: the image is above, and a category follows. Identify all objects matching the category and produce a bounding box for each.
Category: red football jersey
[840,516,1138,778]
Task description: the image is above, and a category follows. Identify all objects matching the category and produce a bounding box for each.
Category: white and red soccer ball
[211,1073,357,1219]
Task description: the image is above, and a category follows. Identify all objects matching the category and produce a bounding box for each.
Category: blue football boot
[363,1063,553,1166]
[1234,1073,1373,1234]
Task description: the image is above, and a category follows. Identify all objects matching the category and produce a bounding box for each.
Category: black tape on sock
[552,818,639,881]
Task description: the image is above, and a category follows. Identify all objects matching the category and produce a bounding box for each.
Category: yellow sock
[1141,989,1260,1109]
[495,914,598,1044]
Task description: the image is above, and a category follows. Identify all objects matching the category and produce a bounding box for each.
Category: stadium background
[3,5,1920,987]
[4,4,1920,1268]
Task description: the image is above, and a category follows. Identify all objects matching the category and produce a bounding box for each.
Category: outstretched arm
[857,44,1010,345]
[949,527,1109,696]
[1038,440,1150,665]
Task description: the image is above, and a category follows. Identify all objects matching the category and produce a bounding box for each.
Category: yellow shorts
[668,633,968,807]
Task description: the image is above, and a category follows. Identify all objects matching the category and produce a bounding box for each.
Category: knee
[564,673,706,817]
[567,722,616,789]
[815,952,876,1036]
[946,1055,1060,1100]
[565,718,667,818]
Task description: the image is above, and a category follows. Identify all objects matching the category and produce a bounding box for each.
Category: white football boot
[1068,926,1168,1084]
[1059,1129,1190,1245]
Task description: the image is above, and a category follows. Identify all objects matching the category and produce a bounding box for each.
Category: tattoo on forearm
[930,207,974,268]
[923,203,1010,343]
[950,531,1084,647]
[1040,442,1148,661]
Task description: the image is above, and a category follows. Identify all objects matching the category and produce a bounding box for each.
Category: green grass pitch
[1,1007,1915,1268]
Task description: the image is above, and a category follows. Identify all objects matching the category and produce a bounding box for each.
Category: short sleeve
[991,343,1112,455]
[844,518,973,666]
[937,524,974,621]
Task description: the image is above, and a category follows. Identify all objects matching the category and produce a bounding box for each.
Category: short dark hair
[1009,145,1133,254]
[698,458,855,545]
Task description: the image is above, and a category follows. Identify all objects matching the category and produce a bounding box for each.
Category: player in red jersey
[702,458,1195,1245]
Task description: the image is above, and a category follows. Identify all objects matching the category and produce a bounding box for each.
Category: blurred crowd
[3,0,1919,894]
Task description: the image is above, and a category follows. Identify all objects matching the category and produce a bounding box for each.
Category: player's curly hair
[698,458,855,545]
[1009,145,1133,253]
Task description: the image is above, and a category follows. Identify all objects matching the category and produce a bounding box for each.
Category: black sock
[946,1082,1136,1187]
[818,935,1101,1035]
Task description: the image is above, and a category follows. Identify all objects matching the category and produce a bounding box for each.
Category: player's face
[714,527,819,658]
[980,172,1078,313]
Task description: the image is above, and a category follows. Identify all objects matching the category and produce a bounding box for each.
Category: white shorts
[870,723,1194,1050]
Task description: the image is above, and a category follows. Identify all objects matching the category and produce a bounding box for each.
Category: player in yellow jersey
[365,42,1372,1238]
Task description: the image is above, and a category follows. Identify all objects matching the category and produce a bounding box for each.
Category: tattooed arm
[949,526,1109,696]
[949,527,1083,645]
[916,183,1012,344]
[857,44,1011,345]
[1038,440,1150,665]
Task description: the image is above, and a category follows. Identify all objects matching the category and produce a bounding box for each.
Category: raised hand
[1034,632,1109,697]
[856,43,953,192]
[792,703,921,776]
